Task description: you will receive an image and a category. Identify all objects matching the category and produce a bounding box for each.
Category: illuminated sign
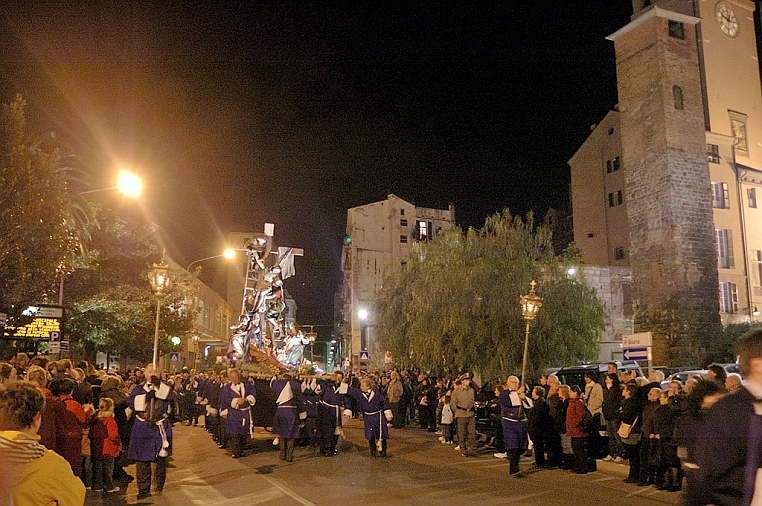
[4,317,61,339]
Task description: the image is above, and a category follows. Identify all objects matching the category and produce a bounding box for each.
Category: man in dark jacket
[686,328,762,506]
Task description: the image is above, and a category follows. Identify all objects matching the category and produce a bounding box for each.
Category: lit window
[417,221,428,240]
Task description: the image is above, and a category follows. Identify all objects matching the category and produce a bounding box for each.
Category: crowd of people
[2,327,762,506]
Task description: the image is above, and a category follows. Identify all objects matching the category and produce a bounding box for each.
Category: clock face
[716,2,739,37]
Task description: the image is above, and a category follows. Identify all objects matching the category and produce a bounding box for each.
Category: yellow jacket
[0,430,85,506]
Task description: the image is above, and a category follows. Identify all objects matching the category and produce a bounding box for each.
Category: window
[707,144,720,164]
[400,219,408,227]
[749,188,758,208]
[719,282,738,313]
[673,85,684,110]
[608,190,623,207]
[716,229,734,268]
[614,247,626,260]
[606,156,621,174]
[400,209,405,216]
[711,182,730,209]
[399,235,408,244]
[417,221,429,241]
[730,111,749,155]
[752,250,762,290]
[669,20,685,39]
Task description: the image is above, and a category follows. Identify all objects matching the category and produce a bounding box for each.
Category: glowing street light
[116,170,143,198]
[149,256,170,368]
[187,248,244,272]
[80,169,143,197]
[519,280,542,386]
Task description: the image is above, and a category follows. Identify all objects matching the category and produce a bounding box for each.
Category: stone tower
[609,4,722,365]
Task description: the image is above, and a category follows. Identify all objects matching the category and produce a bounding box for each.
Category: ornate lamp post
[149,257,169,368]
[519,280,542,385]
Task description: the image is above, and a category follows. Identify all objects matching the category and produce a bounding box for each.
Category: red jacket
[58,395,89,469]
[565,397,588,438]
[90,416,122,460]
[38,387,65,452]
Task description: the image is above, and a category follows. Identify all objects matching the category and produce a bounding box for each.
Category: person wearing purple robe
[317,371,351,456]
[127,364,174,500]
[344,378,393,457]
[219,368,256,459]
[270,374,306,462]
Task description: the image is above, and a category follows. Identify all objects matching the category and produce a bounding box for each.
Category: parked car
[660,370,708,390]
[550,361,643,390]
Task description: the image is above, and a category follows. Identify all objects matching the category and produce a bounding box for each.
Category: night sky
[0,1,633,326]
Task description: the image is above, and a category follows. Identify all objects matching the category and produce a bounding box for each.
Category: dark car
[550,361,643,390]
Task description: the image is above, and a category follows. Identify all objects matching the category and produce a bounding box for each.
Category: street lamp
[149,256,170,368]
[519,280,542,385]
[187,249,244,272]
[80,169,143,197]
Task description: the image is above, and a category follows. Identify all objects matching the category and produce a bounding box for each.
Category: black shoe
[623,477,638,483]
[137,492,152,500]
[636,481,649,487]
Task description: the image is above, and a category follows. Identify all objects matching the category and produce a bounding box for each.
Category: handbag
[578,409,597,433]
[617,416,639,439]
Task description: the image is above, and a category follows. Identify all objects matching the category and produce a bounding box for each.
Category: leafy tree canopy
[376,209,604,381]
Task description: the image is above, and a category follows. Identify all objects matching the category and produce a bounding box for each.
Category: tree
[376,209,604,380]
[63,208,199,364]
[0,95,91,323]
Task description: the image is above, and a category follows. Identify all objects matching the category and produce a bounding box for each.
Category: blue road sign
[622,347,649,361]
[169,352,180,363]
[49,331,61,342]
[358,350,369,362]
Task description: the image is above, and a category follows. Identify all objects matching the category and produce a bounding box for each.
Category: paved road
[85,420,682,506]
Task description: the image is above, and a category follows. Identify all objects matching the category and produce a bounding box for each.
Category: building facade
[338,194,455,369]
[570,0,762,364]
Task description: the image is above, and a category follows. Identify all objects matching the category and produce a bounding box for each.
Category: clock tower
[609,2,724,364]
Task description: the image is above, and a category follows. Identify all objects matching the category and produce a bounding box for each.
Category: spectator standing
[0,381,86,506]
[620,383,643,484]
[450,373,477,457]
[684,329,762,505]
[706,363,728,390]
[0,362,17,389]
[725,372,743,392]
[90,397,122,493]
[602,372,625,463]
[583,371,603,468]
[565,385,589,474]
[440,394,454,444]
[386,371,404,429]
[56,378,93,478]
[25,365,64,453]
[527,385,557,468]
[638,387,662,486]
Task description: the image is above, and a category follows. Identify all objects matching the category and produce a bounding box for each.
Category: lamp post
[149,257,170,368]
[80,169,143,197]
[519,280,542,385]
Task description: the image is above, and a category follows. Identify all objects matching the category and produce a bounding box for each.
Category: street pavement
[85,420,683,506]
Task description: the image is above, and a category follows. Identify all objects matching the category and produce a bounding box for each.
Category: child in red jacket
[91,397,123,493]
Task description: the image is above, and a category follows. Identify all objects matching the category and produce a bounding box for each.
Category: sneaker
[446,441,453,445]
[602,455,614,461]
[614,456,624,464]
[453,445,461,451]
[494,452,507,459]
[441,439,448,444]
[104,487,120,493]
